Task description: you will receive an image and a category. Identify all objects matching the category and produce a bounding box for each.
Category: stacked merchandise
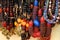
[0,0,59,40]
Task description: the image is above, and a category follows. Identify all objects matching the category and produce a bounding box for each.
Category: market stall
[0,0,60,40]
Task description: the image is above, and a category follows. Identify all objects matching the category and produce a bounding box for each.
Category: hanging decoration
[57,1,60,22]
[32,0,38,20]
[43,0,58,24]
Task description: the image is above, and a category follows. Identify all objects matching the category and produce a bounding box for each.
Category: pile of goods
[0,0,60,40]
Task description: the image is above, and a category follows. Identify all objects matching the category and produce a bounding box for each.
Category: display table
[0,31,21,40]
[50,23,60,40]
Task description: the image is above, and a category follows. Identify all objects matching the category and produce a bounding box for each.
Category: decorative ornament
[34,19,40,27]
[14,21,18,27]
[40,16,45,23]
[34,27,39,33]
[2,21,7,27]
[43,0,58,24]
[21,19,24,23]
[32,27,40,38]
[26,23,29,28]
[21,21,26,26]
[33,0,38,20]
[38,9,42,16]
[34,0,38,6]
[29,20,33,27]
[47,23,51,28]
[17,18,21,23]
[0,7,2,13]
